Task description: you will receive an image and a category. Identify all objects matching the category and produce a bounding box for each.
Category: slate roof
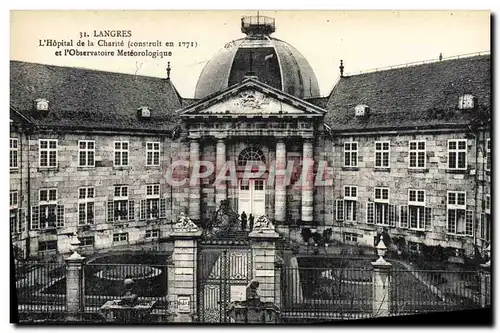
[10,61,183,132]
[304,97,329,109]
[323,55,491,132]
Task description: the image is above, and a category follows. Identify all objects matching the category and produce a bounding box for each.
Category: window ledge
[446,233,473,239]
[77,166,96,171]
[374,168,390,172]
[37,167,59,172]
[342,166,359,171]
[10,168,19,173]
[113,166,131,171]
[445,169,468,174]
[112,222,131,228]
[145,165,161,169]
[409,229,428,234]
[408,168,428,173]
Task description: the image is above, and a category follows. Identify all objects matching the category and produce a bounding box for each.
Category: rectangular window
[486,139,491,171]
[344,232,358,243]
[36,189,64,229]
[10,191,19,233]
[344,142,358,167]
[374,188,389,202]
[480,213,491,242]
[485,194,491,214]
[399,205,408,228]
[78,140,95,167]
[374,188,394,226]
[114,141,129,167]
[448,139,467,170]
[110,186,132,222]
[344,186,358,222]
[447,191,472,236]
[39,240,57,252]
[146,142,160,166]
[10,190,18,207]
[10,138,18,169]
[39,139,58,168]
[481,194,491,242]
[408,190,426,230]
[78,236,95,247]
[145,229,160,239]
[146,184,160,219]
[366,202,374,224]
[78,187,95,225]
[113,233,128,243]
[240,180,250,191]
[409,140,426,169]
[375,141,390,168]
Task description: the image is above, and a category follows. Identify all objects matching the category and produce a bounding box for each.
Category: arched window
[238,147,266,167]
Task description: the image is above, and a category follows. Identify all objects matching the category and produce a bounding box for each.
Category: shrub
[301,228,312,243]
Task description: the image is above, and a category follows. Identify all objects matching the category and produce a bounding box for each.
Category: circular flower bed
[95,265,162,281]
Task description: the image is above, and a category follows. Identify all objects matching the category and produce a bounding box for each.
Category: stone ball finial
[124,278,134,290]
[249,280,259,289]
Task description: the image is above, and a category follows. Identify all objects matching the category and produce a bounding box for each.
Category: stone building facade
[10,16,491,260]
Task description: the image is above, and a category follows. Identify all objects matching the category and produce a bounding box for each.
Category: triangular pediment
[179,78,326,118]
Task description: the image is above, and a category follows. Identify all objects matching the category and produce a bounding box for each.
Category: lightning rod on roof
[167,61,171,79]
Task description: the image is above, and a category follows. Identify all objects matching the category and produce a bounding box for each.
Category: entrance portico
[179,78,327,226]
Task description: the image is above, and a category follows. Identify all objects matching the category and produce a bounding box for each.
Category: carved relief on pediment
[236,90,270,110]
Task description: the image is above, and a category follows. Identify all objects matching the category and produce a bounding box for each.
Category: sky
[10,10,490,98]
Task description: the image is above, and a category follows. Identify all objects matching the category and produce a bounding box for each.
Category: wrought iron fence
[15,261,67,321]
[390,268,483,314]
[279,266,373,322]
[82,263,170,320]
[14,254,490,323]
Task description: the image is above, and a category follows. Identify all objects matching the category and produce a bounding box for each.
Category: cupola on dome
[194,15,320,99]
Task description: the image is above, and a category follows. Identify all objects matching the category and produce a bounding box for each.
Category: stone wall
[10,127,489,258]
[325,129,490,254]
[11,131,189,258]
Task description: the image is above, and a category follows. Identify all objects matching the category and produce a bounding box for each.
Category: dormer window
[458,94,476,110]
[355,104,370,117]
[35,98,49,111]
[137,106,151,119]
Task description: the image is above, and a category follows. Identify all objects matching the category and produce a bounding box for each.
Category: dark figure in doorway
[241,211,248,231]
[248,214,255,232]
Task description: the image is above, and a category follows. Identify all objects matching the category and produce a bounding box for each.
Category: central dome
[194,15,320,99]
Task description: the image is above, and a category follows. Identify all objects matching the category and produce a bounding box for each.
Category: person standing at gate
[248,214,254,232]
[241,211,247,231]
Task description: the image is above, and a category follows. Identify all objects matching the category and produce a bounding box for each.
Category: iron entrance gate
[197,240,252,323]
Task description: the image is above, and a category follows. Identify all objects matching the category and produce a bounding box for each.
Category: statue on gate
[206,199,241,238]
[174,212,199,232]
[252,215,275,233]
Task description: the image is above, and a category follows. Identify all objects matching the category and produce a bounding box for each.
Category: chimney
[439,53,443,61]
[339,60,344,78]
